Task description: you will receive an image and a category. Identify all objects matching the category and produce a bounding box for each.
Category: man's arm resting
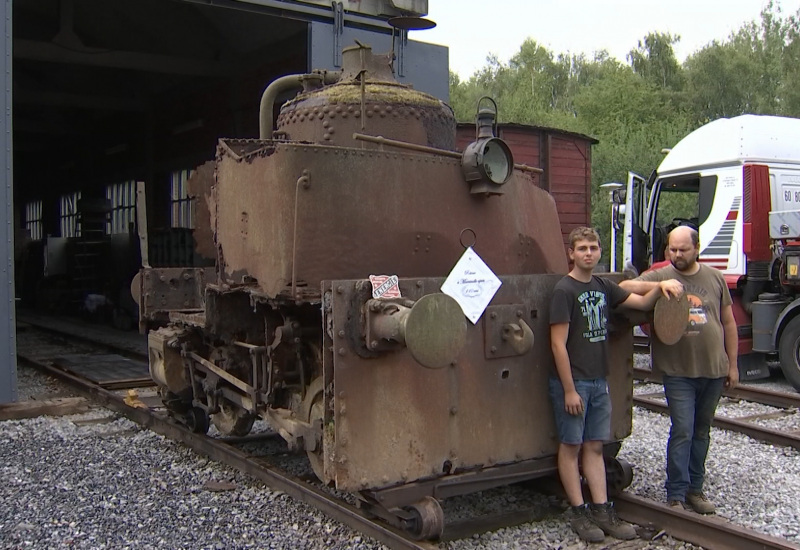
[721,304,739,388]
[619,285,663,311]
[618,279,660,294]
[550,323,583,415]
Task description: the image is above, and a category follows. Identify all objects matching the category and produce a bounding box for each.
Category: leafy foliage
[448,2,800,254]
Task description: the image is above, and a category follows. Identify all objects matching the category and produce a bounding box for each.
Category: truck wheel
[777,316,800,391]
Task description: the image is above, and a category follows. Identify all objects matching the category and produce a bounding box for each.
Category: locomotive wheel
[300,377,326,482]
[605,456,634,494]
[404,496,445,541]
[211,400,256,437]
[778,316,800,391]
[186,406,210,434]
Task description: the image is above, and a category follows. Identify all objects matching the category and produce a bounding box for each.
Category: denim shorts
[549,377,611,445]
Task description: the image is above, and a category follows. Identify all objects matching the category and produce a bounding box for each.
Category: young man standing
[619,226,738,514]
[550,227,682,542]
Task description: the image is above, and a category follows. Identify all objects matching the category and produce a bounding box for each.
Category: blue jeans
[662,375,725,501]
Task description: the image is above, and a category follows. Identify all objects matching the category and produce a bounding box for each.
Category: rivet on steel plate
[340,404,346,416]
[416,281,423,287]
[337,330,345,338]
[450,361,456,368]
[490,312,497,319]
[336,286,344,294]
[369,340,378,349]
[449,406,457,415]
[338,348,346,356]
[339,391,346,398]
[490,346,497,353]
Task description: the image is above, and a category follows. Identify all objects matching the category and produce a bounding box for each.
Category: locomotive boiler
[134,43,636,540]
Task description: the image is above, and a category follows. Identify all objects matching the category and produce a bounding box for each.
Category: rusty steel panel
[214,142,568,299]
[186,161,217,262]
[325,275,633,493]
[137,267,216,320]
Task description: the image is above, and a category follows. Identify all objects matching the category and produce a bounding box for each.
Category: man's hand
[659,279,684,299]
[564,390,584,416]
[726,363,739,389]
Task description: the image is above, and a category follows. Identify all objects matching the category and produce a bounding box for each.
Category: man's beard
[670,256,695,271]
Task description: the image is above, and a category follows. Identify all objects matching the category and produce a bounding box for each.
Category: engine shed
[1,0,447,403]
[1,1,596,404]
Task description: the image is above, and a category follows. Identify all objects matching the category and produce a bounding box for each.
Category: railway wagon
[133,42,636,540]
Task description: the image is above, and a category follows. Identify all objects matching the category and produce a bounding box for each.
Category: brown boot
[589,502,637,540]
[686,492,716,514]
[568,505,605,543]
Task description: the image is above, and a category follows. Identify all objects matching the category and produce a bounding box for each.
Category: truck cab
[616,114,800,391]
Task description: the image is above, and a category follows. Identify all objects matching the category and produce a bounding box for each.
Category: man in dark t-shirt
[550,227,683,543]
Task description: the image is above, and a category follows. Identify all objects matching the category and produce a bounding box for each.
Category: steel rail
[633,394,800,450]
[17,321,800,548]
[18,353,436,550]
[634,366,800,409]
[614,492,800,550]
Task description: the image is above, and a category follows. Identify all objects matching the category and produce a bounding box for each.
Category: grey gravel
[5,359,799,549]
[626,358,800,545]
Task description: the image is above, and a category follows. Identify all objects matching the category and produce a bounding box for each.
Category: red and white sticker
[369,274,401,299]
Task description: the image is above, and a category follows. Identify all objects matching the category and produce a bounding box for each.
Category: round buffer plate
[653,293,689,345]
[405,293,467,369]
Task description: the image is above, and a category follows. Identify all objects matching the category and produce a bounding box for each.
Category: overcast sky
[418,0,800,78]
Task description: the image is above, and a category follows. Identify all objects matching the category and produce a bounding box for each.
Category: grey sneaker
[589,502,637,540]
[686,492,715,514]
[568,505,605,543]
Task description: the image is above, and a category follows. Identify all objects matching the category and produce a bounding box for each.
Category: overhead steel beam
[14,90,147,112]
[13,39,232,77]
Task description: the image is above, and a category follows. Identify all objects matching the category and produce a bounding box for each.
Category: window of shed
[106,181,136,235]
[25,200,43,241]
[171,169,195,229]
[59,192,82,238]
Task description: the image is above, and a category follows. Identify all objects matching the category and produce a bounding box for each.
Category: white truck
[614,114,800,391]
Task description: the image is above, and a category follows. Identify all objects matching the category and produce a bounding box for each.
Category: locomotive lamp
[461,97,514,195]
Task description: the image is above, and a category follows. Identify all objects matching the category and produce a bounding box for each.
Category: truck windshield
[651,175,716,263]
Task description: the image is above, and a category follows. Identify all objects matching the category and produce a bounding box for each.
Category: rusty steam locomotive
[133,43,635,539]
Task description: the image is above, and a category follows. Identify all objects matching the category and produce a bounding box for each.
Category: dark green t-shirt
[549,275,630,379]
[638,264,732,378]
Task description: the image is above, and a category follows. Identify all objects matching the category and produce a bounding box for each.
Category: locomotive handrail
[352,133,544,174]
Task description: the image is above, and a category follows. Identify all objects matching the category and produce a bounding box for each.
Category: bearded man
[619,225,738,514]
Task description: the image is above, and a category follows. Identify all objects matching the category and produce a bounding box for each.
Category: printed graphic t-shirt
[549,275,630,379]
[638,264,732,378]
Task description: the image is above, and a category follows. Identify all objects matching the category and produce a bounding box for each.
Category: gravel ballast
[3,361,799,549]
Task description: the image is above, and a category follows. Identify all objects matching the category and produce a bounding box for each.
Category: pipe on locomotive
[259,71,341,139]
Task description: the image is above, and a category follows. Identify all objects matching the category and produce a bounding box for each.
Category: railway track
[633,367,800,451]
[9,317,800,550]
